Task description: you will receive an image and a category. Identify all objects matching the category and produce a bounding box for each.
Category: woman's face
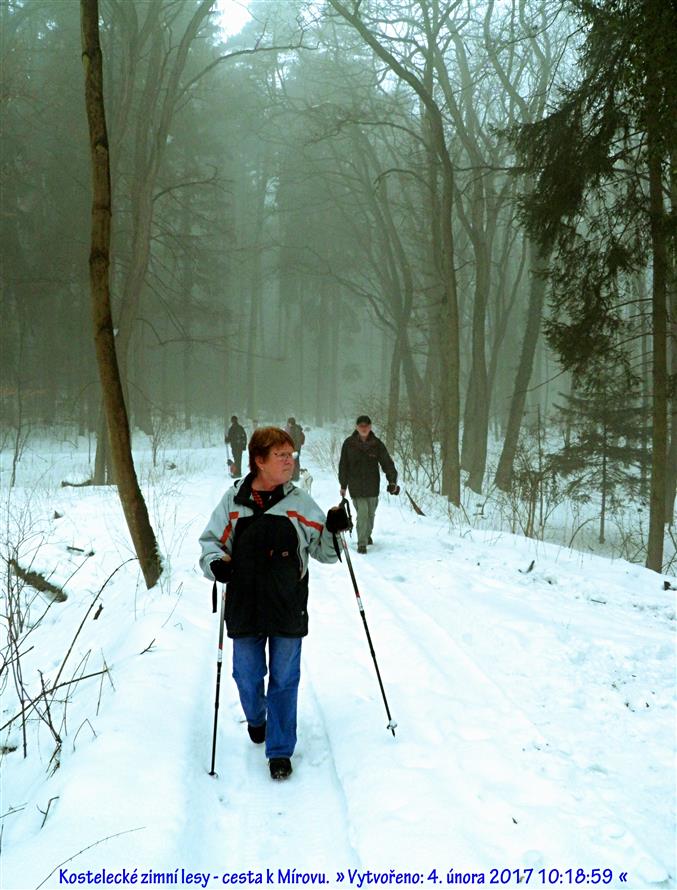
[254,445,296,488]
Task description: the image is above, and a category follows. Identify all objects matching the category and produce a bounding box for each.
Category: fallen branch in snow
[38,796,60,829]
[97,655,114,716]
[139,638,156,655]
[404,488,425,516]
[8,559,67,603]
[0,803,27,820]
[66,545,95,557]
[72,718,97,750]
[38,670,62,746]
[35,826,146,890]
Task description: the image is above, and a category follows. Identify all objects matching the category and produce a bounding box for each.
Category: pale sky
[214,0,252,37]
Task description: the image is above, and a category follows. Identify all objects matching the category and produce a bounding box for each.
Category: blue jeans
[232,635,302,759]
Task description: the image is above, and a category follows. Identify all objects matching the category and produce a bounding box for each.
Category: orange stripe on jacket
[286,510,323,533]
[220,511,240,545]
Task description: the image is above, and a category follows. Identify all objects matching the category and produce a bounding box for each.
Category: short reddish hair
[248,426,295,474]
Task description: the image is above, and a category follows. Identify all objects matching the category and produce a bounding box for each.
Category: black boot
[269,757,292,780]
[247,722,266,744]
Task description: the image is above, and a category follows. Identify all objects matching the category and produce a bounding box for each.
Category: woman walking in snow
[199,426,349,780]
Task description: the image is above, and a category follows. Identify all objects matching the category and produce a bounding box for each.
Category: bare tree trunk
[487,229,528,397]
[90,0,213,473]
[600,431,607,545]
[297,295,305,421]
[245,163,267,421]
[637,272,651,498]
[385,333,402,448]
[665,152,677,524]
[93,406,110,484]
[328,0,461,505]
[80,0,161,589]
[431,117,460,505]
[132,324,154,436]
[329,295,340,422]
[494,241,548,491]
[183,309,193,432]
[461,231,491,493]
[245,257,261,421]
[646,185,668,568]
[181,196,194,431]
[645,39,668,572]
[314,282,328,427]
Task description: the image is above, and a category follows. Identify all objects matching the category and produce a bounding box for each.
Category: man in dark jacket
[225,415,247,476]
[338,415,399,553]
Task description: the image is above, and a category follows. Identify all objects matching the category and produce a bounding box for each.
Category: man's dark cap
[356,414,372,426]
[231,415,238,422]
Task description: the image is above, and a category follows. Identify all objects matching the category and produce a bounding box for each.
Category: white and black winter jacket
[199,474,338,638]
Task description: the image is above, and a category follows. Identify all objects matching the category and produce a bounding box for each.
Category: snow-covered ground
[1,427,675,890]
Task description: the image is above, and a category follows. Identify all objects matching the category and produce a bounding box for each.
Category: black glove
[325,504,351,534]
[387,482,400,496]
[210,558,232,583]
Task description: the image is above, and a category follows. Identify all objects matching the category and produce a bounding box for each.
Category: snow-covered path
[2,440,675,890]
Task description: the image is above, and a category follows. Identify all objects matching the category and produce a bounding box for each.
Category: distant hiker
[225,415,247,476]
[285,417,305,481]
[338,415,399,554]
[199,426,350,781]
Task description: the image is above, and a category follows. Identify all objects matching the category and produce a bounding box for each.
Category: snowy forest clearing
[1,429,675,890]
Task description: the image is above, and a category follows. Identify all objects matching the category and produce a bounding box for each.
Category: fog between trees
[1,0,675,573]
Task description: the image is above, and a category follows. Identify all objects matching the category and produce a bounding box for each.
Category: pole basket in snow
[337,503,397,737]
[209,582,227,776]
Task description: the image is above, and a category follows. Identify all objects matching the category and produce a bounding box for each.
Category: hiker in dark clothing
[199,426,350,780]
[225,415,247,476]
[285,417,305,481]
[338,415,399,554]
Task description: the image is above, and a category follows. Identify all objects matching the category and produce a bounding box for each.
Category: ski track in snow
[176,628,362,874]
[308,545,667,884]
[1,445,675,890]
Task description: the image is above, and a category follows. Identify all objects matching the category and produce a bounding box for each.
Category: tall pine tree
[551,372,650,544]
[511,0,676,571]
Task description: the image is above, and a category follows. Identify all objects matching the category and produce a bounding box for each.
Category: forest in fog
[1,0,675,573]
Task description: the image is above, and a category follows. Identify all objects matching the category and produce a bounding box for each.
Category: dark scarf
[235,472,285,514]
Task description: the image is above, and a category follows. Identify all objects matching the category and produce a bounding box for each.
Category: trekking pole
[337,499,397,737]
[209,581,227,776]
[402,486,425,516]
